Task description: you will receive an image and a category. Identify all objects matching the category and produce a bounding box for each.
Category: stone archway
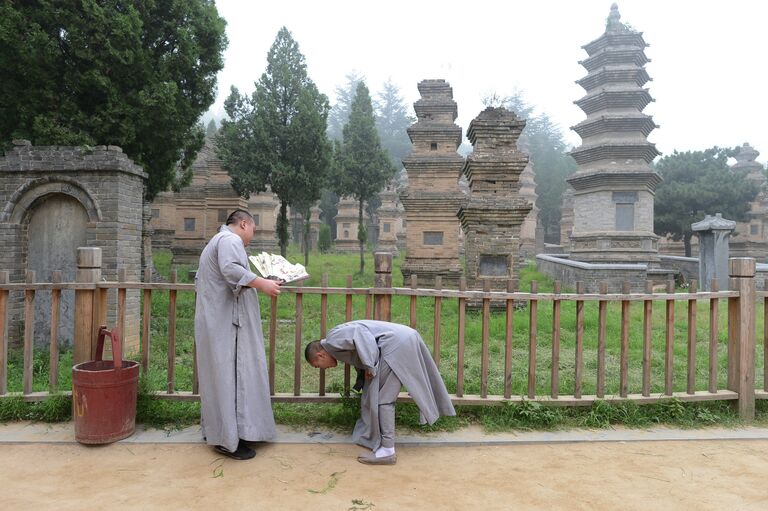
[26,193,89,347]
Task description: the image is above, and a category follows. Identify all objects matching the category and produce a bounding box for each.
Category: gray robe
[194,226,276,452]
[321,320,456,449]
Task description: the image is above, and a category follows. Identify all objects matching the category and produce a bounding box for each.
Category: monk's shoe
[357,452,397,465]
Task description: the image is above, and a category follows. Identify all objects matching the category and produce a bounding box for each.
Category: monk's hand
[364,370,374,380]
[252,277,281,297]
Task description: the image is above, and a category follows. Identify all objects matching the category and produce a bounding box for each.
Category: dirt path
[3,440,768,510]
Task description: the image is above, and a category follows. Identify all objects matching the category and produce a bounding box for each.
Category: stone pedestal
[400,79,465,287]
[693,213,736,291]
[457,107,532,292]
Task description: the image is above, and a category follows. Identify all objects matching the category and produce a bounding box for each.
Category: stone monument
[692,213,736,291]
[567,3,661,264]
[0,140,145,352]
[457,107,532,291]
[400,79,465,287]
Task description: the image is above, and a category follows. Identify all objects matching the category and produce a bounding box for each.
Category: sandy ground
[3,440,768,510]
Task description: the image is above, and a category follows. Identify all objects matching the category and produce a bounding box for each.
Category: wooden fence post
[373,252,392,322]
[728,257,756,420]
[73,247,101,364]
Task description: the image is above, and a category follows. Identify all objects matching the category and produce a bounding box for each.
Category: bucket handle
[95,326,123,371]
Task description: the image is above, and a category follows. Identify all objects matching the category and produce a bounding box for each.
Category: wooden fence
[0,250,762,419]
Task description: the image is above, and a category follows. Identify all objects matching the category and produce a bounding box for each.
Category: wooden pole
[642,280,653,397]
[0,271,8,395]
[141,268,152,373]
[665,279,675,396]
[23,270,35,395]
[433,276,442,366]
[456,277,466,398]
[687,280,698,394]
[319,273,328,396]
[528,280,538,399]
[167,269,177,394]
[709,279,719,394]
[574,281,584,399]
[597,282,608,398]
[373,252,392,322]
[49,271,62,391]
[504,279,516,400]
[619,282,630,398]
[293,281,303,397]
[551,281,561,399]
[73,247,101,364]
[727,258,756,420]
[481,279,491,399]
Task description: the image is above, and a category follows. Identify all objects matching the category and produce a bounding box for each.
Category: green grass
[3,245,768,432]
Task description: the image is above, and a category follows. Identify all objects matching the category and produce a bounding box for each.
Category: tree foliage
[217,27,331,258]
[654,147,760,256]
[327,71,364,141]
[0,0,228,199]
[374,79,414,169]
[332,82,396,273]
[499,92,577,243]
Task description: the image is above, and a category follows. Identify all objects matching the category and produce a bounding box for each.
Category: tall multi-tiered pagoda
[567,3,661,263]
[730,143,768,259]
[457,107,532,291]
[400,79,465,287]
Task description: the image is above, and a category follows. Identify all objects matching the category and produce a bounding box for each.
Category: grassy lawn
[4,245,768,431]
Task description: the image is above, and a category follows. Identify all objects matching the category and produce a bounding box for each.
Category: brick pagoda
[399,79,465,287]
[457,107,532,290]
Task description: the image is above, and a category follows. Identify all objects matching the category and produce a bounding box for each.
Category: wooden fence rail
[0,250,762,419]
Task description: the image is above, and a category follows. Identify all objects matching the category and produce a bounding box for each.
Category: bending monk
[305,320,456,465]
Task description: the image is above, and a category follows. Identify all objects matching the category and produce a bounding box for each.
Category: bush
[318,224,332,253]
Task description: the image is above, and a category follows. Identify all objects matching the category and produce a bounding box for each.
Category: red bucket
[72,326,139,444]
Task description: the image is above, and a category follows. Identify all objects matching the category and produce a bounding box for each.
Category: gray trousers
[377,359,402,448]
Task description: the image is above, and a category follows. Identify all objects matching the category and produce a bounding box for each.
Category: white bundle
[248,252,309,284]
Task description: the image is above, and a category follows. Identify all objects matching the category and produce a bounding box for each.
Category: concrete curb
[4,422,768,446]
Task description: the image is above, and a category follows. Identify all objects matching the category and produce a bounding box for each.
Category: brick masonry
[0,140,145,353]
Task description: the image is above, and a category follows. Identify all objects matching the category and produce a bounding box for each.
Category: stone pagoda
[376,182,402,256]
[518,160,540,259]
[457,107,532,291]
[730,143,768,260]
[334,197,360,252]
[567,3,661,264]
[400,79,465,287]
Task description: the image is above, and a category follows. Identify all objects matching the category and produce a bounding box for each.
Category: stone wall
[0,140,145,352]
[536,254,652,293]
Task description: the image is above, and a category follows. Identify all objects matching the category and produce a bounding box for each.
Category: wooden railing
[0,251,761,418]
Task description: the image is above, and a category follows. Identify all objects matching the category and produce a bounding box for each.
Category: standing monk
[305,320,456,465]
[195,209,282,460]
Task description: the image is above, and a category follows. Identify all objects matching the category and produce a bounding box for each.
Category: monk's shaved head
[226,209,254,226]
[304,340,324,363]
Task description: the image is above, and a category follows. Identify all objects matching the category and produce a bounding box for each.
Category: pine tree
[333,82,396,273]
[375,79,414,169]
[654,147,759,256]
[217,27,331,258]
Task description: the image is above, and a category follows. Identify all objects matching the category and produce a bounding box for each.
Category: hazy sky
[207,0,768,163]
